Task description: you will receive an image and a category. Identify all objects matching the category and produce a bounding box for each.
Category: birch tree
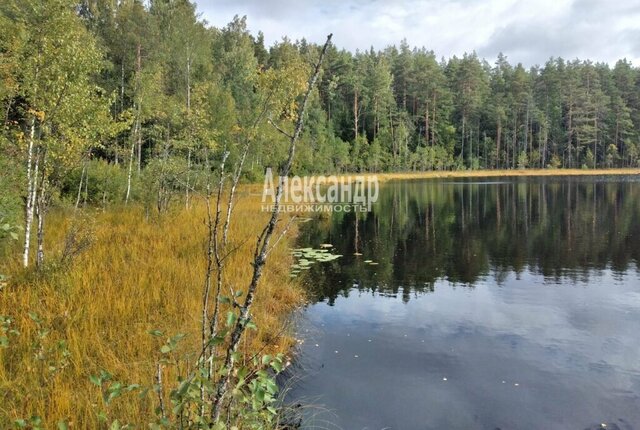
[3,0,104,267]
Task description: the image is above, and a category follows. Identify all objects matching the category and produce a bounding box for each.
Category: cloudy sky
[196,0,640,67]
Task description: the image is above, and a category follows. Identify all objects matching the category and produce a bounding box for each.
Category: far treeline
[2,0,640,224]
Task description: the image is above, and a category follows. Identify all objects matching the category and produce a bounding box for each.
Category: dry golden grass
[0,191,303,428]
[337,168,640,182]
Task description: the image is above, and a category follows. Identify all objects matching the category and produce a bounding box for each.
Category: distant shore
[339,168,640,182]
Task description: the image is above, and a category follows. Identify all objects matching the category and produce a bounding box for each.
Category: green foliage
[411,145,455,171]
[547,154,562,169]
[517,151,529,169]
[14,416,44,430]
[606,144,619,167]
[87,327,289,429]
[0,315,20,348]
[140,156,190,213]
[62,160,128,205]
[0,222,21,242]
[0,143,23,239]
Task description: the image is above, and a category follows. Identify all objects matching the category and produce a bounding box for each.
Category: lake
[284,176,640,430]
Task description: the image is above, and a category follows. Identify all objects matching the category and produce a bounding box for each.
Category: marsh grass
[0,191,303,428]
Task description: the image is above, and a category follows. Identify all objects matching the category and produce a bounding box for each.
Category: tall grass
[0,191,302,428]
[341,168,640,182]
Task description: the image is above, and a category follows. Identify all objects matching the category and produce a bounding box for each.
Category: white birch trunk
[36,171,46,267]
[125,121,137,204]
[185,147,191,209]
[22,119,38,267]
[75,162,87,210]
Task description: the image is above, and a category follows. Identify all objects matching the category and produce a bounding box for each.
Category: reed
[0,191,303,428]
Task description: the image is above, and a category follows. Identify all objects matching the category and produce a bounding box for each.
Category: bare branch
[209,148,230,339]
[220,237,249,263]
[268,118,294,140]
[155,363,166,420]
[210,33,333,422]
[266,215,298,257]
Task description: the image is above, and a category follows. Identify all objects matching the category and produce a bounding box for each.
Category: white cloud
[195,0,640,66]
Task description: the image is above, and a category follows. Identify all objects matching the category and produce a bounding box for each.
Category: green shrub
[140,156,190,212]
[0,146,23,242]
[62,160,128,206]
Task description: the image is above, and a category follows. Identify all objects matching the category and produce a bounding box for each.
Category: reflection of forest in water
[297,177,640,304]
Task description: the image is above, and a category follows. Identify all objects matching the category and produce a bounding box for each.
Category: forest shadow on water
[284,176,640,430]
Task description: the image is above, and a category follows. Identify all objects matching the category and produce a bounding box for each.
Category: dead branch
[210,33,333,422]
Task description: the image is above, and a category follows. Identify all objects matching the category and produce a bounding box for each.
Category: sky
[195,0,640,67]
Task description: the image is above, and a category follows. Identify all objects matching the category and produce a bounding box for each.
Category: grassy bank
[0,193,302,428]
[346,168,640,182]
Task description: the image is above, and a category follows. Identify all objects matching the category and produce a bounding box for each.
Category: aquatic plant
[290,247,342,277]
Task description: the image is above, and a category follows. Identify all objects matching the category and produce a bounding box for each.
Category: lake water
[285,176,640,430]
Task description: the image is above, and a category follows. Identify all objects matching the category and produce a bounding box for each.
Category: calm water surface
[285,176,640,430]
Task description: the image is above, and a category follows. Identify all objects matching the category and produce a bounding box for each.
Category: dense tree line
[2,0,640,242]
[322,46,640,171]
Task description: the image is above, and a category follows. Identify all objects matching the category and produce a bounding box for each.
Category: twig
[266,215,298,257]
[210,33,333,422]
[268,118,294,140]
[156,363,166,420]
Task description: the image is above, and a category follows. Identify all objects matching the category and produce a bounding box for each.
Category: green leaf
[270,360,283,373]
[237,366,249,380]
[109,382,122,392]
[107,391,121,403]
[89,375,101,386]
[255,387,265,402]
[170,333,186,343]
[208,334,225,346]
[261,354,272,365]
[265,379,278,395]
[176,379,191,397]
[226,311,237,327]
[160,345,172,354]
[147,329,163,337]
[57,420,69,430]
[138,387,149,399]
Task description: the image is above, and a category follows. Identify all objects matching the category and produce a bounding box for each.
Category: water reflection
[287,176,640,430]
[298,176,640,304]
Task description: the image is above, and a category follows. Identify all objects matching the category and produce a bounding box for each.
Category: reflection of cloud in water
[289,268,640,429]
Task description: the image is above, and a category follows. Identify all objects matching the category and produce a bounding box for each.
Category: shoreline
[336,168,640,182]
